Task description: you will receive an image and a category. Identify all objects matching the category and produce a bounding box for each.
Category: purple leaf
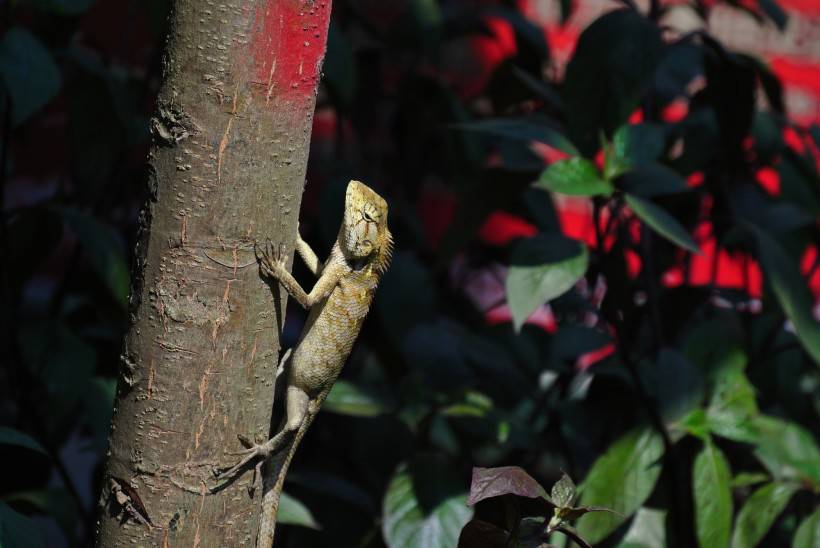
[467,466,549,506]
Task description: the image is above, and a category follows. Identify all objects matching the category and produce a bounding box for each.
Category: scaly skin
[217,180,391,547]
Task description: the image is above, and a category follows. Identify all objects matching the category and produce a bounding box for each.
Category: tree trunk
[96,1,332,545]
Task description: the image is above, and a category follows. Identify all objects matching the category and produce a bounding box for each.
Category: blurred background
[1,0,819,546]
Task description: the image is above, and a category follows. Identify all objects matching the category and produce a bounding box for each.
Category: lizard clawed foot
[256,239,288,280]
[213,435,273,484]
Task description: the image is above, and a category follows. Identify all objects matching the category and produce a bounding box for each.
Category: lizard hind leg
[214,385,309,482]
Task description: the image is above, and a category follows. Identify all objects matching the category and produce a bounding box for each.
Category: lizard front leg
[256,241,342,309]
[295,233,321,276]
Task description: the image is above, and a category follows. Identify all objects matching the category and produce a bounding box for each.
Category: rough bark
[96,1,332,545]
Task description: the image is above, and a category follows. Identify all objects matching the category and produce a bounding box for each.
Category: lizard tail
[256,391,327,548]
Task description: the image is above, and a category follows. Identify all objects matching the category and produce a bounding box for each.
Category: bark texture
[96,1,332,545]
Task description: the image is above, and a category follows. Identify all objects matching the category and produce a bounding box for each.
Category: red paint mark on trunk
[249,0,333,106]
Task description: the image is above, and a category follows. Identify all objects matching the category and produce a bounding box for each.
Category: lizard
[216,180,392,548]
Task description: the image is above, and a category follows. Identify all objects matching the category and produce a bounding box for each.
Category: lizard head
[342,180,392,269]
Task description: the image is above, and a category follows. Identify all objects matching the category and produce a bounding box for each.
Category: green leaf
[563,9,663,154]
[555,505,619,524]
[731,472,769,488]
[679,409,710,440]
[752,415,820,485]
[6,208,63,291]
[753,228,820,364]
[0,427,48,456]
[59,208,129,306]
[383,460,473,548]
[550,474,577,508]
[730,482,799,548]
[576,427,665,543]
[606,123,666,179]
[693,441,733,548]
[287,470,374,512]
[654,349,704,423]
[30,0,98,15]
[407,0,442,57]
[377,252,437,345]
[617,164,689,197]
[278,491,320,529]
[468,466,548,506]
[0,502,45,548]
[705,364,759,443]
[324,23,357,109]
[793,508,820,548]
[325,379,394,417]
[506,234,589,331]
[453,117,578,154]
[615,507,667,548]
[65,54,129,196]
[85,376,116,452]
[18,322,96,415]
[3,489,77,542]
[625,194,700,254]
[758,0,788,30]
[536,158,613,197]
[0,28,61,126]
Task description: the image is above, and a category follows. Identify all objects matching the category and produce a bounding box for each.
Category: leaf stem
[552,525,592,548]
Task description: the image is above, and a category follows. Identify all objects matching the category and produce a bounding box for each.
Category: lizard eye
[363,211,375,222]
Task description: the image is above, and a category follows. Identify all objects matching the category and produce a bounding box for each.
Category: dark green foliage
[1,0,818,546]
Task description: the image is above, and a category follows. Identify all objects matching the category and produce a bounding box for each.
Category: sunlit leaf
[731,472,769,489]
[506,234,589,331]
[550,474,576,508]
[615,507,666,548]
[625,194,700,254]
[536,157,613,197]
[730,482,798,548]
[753,415,820,485]
[278,491,320,529]
[325,380,394,417]
[384,460,472,548]
[693,441,732,548]
[793,508,820,548]
[679,409,710,441]
[576,428,665,543]
[705,364,759,443]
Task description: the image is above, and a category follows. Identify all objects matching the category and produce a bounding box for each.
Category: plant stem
[553,525,592,548]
